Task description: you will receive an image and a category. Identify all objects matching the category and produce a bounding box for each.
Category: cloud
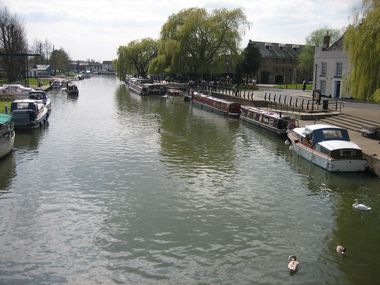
[1,0,361,61]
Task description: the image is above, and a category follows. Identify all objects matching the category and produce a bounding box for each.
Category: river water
[0,76,379,285]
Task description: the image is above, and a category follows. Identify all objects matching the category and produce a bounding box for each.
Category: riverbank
[205,87,380,177]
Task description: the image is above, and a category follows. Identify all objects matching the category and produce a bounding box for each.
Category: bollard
[278,94,281,103]
[295,98,298,107]
[274,94,276,102]
[307,100,309,110]
[264,93,267,101]
[284,96,287,105]
[289,97,292,106]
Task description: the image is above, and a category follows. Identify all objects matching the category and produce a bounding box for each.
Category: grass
[0,101,11,114]
[274,83,313,90]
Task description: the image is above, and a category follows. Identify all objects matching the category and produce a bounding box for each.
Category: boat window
[322,129,345,140]
[340,149,356,157]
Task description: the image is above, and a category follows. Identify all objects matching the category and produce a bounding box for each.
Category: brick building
[250,41,311,84]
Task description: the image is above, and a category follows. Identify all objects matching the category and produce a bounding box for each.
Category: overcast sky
[1,0,361,62]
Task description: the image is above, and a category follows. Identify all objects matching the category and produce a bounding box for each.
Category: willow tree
[149,7,248,79]
[116,38,159,80]
[344,0,380,102]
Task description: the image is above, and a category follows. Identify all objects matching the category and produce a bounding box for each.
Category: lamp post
[312,64,318,112]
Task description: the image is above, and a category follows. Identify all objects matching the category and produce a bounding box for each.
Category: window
[321,62,327,76]
[336,62,343,76]
[320,80,326,95]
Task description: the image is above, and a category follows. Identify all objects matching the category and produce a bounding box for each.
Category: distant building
[69,60,102,73]
[102,61,115,73]
[28,65,52,77]
[313,35,349,98]
[250,41,310,84]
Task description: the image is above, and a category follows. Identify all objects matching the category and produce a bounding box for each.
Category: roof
[0,114,12,124]
[250,40,305,59]
[35,65,51,71]
[319,140,361,151]
[326,34,345,51]
[305,124,343,132]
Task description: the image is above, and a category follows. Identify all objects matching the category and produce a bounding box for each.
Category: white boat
[0,84,35,99]
[287,124,368,172]
[11,99,49,129]
[0,114,15,159]
[28,90,52,113]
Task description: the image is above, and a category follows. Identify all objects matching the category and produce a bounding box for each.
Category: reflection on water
[0,77,379,285]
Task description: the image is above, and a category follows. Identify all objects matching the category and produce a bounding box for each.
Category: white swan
[288,255,299,273]
[336,245,346,255]
[352,199,372,211]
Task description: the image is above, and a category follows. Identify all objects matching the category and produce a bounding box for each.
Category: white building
[313,35,350,98]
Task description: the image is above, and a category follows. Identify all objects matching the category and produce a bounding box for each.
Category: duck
[288,255,299,273]
[336,245,347,255]
[352,199,372,211]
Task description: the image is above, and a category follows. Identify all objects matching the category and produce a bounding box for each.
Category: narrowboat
[0,114,15,158]
[127,78,167,96]
[240,106,295,137]
[191,92,241,118]
[287,124,368,172]
[11,99,49,129]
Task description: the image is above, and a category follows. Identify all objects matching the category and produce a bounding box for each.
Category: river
[0,76,379,285]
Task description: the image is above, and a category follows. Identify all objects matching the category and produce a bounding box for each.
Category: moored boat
[127,78,166,96]
[29,90,52,113]
[65,83,79,96]
[0,84,35,100]
[191,92,241,118]
[287,124,368,172]
[240,106,295,137]
[11,99,49,129]
[0,114,15,158]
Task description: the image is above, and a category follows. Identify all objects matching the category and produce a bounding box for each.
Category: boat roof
[0,114,12,124]
[305,124,343,132]
[319,140,361,151]
[194,92,239,105]
[241,105,290,119]
[12,99,40,103]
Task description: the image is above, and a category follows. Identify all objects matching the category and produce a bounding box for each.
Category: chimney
[322,35,330,50]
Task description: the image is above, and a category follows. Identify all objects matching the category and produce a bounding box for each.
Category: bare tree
[30,39,44,65]
[0,7,28,82]
[43,39,53,64]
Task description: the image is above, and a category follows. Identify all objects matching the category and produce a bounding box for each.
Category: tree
[0,7,28,82]
[116,38,158,79]
[298,28,341,81]
[30,39,44,65]
[150,7,248,79]
[344,0,380,102]
[237,40,262,83]
[50,48,70,73]
[43,39,53,64]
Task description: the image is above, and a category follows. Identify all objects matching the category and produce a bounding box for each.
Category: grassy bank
[0,101,11,114]
[274,83,313,90]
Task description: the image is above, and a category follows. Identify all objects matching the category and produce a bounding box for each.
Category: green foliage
[151,7,248,79]
[50,48,70,72]
[298,28,341,81]
[116,38,159,79]
[237,40,262,82]
[345,1,380,102]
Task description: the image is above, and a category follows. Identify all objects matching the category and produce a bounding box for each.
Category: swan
[352,199,372,211]
[288,255,299,273]
[336,245,346,255]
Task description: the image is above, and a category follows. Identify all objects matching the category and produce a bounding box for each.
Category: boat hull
[0,130,15,158]
[191,100,240,118]
[240,115,287,137]
[288,134,368,172]
[12,109,49,129]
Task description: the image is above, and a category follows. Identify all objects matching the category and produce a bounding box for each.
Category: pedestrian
[302,79,306,91]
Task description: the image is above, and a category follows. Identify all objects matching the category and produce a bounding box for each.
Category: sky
[1,0,361,62]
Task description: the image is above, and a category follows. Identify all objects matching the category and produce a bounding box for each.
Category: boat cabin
[292,124,363,160]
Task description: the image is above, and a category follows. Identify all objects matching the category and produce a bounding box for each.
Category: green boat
[0,113,15,158]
